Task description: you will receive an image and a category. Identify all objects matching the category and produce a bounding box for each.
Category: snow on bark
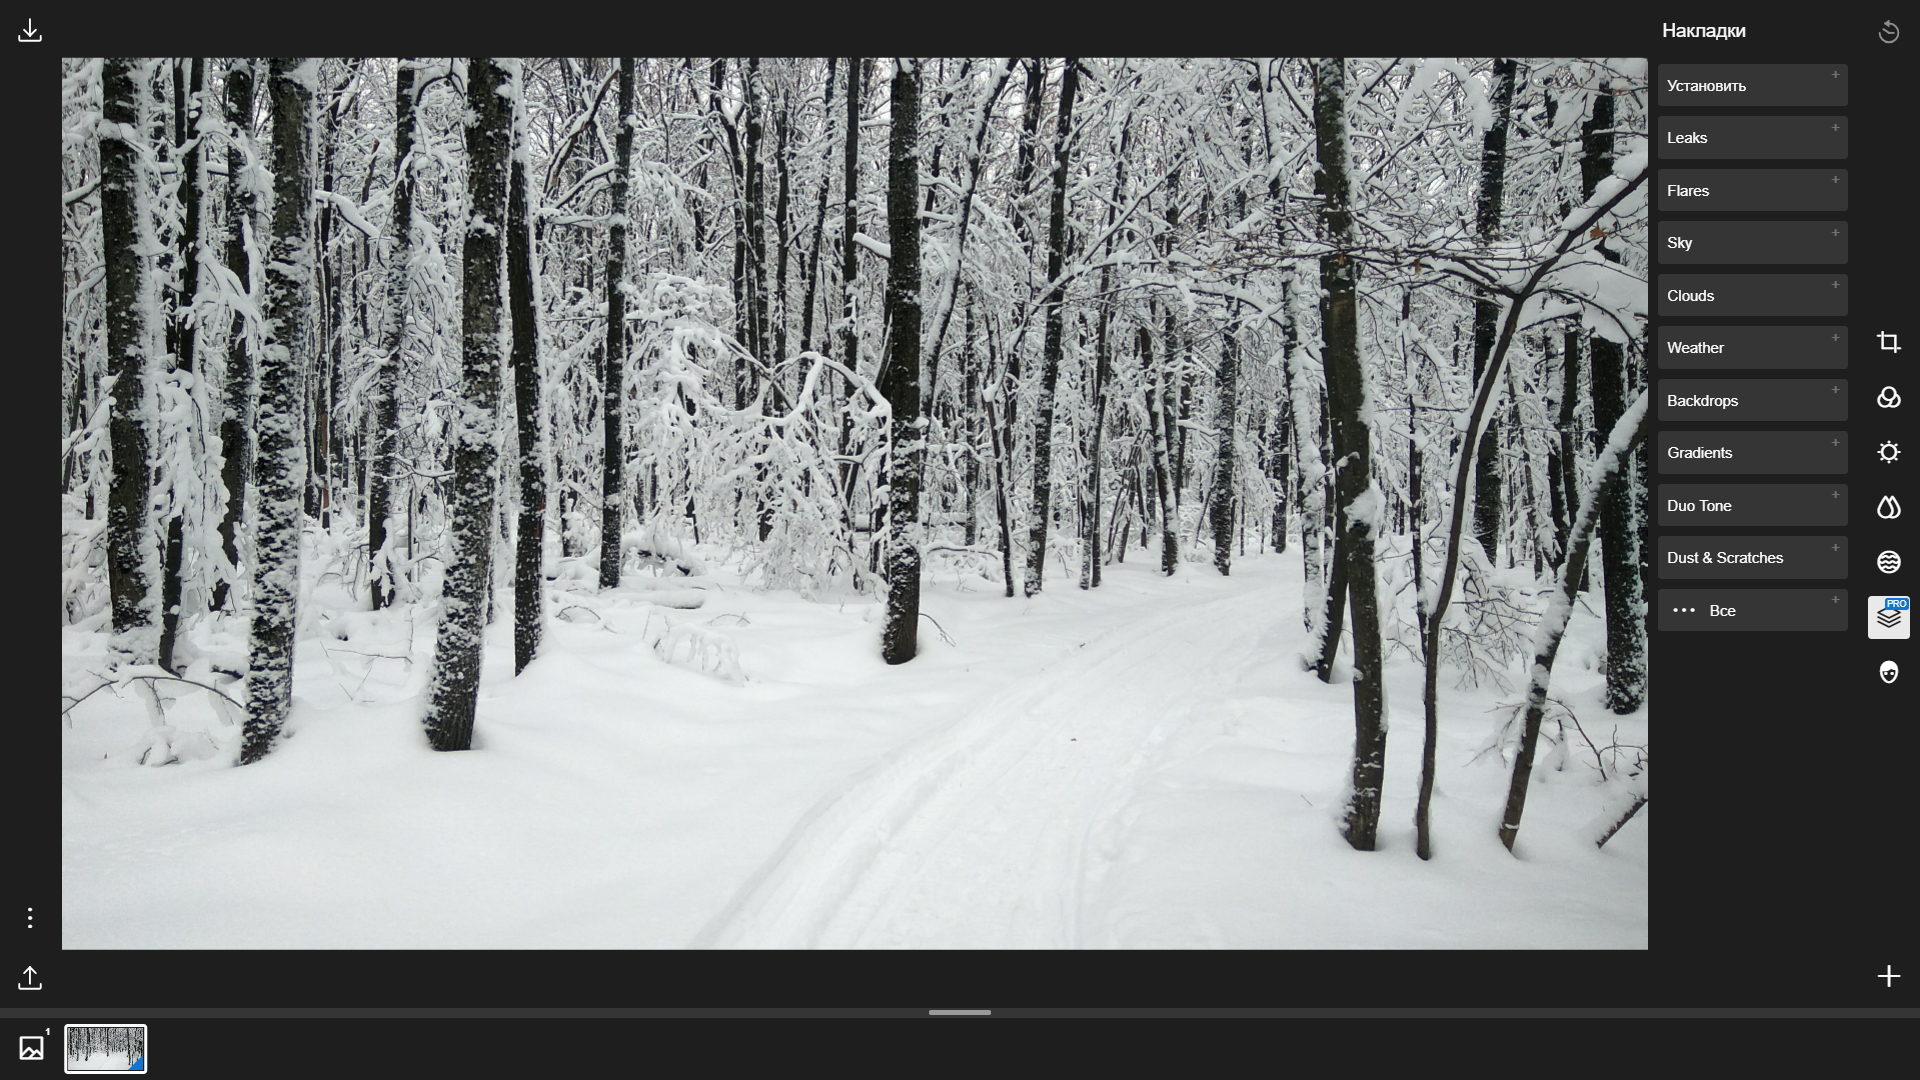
[422,57,512,752]
[100,56,159,666]
[1313,58,1389,853]
[240,59,315,766]
[597,59,635,591]
[212,59,258,615]
[1500,390,1648,851]
[1022,58,1079,597]
[880,62,924,665]
[507,62,547,677]
[367,59,415,611]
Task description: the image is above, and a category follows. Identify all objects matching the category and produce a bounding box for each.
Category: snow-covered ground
[67,1051,134,1070]
[61,542,1646,949]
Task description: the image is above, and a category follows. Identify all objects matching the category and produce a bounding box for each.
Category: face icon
[1882,661,1900,684]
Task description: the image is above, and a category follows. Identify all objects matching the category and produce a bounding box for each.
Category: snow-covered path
[64,549,1644,950]
[698,574,1282,948]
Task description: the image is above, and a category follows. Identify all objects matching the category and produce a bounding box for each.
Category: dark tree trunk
[310,85,339,530]
[157,57,204,673]
[1502,393,1650,850]
[773,91,791,369]
[1315,58,1387,853]
[1022,58,1077,597]
[1313,522,1349,682]
[1410,101,1650,859]
[962,293,980,547]
[879,61,923,666]
[1211,315,1240,577]
[367,59,415,610]
[1582,88,1647,715]
[508,118,546,676]
[1470,58,1517,567]
[837,58,862,515]
[423,57,512,753]
[240,58,315,765]
[1404,288,1427,655]
[1268,325,1291,555]
[1289,270,1327,637]
[102,57,156,661]
[1083,278,1112,588]
[598,59,635,590]
[799,58,837,354]
[1142,325,1177,575]
[1012,57,1046,247]
[745,58,768,369]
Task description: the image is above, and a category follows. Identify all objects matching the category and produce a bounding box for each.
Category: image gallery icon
[1867,596,1911,640]
[18,1036,43,1061]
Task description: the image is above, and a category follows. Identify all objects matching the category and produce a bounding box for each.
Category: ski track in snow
[696,577,1278,948]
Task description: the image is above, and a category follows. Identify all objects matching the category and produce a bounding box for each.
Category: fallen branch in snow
[639,589,709,610]
[321,646,414,666]
[1596,795,1648,849]
[918,611,955,647]
[62,672,246,719]
[1500,390,1650,853]
[640,612,743,682]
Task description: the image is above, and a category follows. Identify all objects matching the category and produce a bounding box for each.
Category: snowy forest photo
[59,57,1649,949]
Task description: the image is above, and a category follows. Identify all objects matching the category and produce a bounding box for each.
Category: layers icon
[1867,596,1911,639]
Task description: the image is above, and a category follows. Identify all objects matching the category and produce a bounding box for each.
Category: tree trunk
[837,58,862,519]
[1211,313,1240,576]
[1582,88,1647,715]
[1470,58,1517,567]
[880,61,924,665]
[1141,326,1178,575]
[1289,270,1327,639]
[1022,58,1077,597]
[597,59,635,590]
[103,57,158,663]
[1501,392,1650,850]
[508,91,546,676]
[1315,58,1388,853]
[240,58,315,765]
[1410,105,1649,859]
[367,59,415,610]
[799,58,837,354]
[157,57,204,673]
[1269,304,1292,555]
[423,57,512,752]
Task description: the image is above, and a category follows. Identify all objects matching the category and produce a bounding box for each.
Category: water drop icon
[1880,494,1903,520]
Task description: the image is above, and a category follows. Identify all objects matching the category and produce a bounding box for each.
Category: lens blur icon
[1882,660,1900,684]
